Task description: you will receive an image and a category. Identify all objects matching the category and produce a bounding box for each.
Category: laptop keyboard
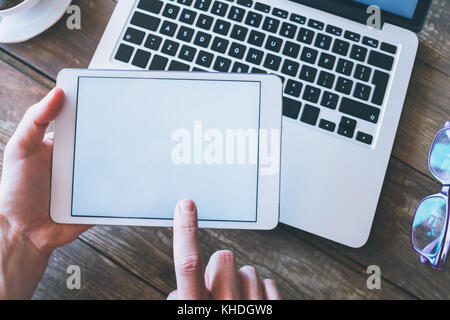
[113,0,399,147]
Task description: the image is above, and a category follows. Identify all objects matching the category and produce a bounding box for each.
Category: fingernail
[179,199,195,214]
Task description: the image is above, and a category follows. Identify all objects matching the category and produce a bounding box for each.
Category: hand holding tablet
[51,69,282,230]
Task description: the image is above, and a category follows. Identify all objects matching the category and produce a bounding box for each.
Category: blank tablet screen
[71,77,261,222]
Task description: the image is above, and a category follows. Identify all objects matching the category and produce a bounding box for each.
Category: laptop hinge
[293,0,385,29]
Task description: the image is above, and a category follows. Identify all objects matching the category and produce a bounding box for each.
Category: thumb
[12,88,65,150]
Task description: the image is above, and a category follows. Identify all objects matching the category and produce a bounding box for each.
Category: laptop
[90,0,431,247]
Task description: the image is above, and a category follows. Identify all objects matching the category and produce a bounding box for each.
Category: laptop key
[344,30,360,42]
[340,116,356,129]
[160,20,178,36]
[297,27,314,44]
[282,97,301,119]
[255,2,270,13]
[168,60,190,70]
[161,39,179,56]
[179,45,197,62]
[356,132,373,145]
[362,36,378,48]
[162,3,180,19]
[272,7,288,19]
[280,22,297,39]
[325,24,342,36]
[177,26,195,42]
[284,79,303,97]
[228,6,245,22]
[353,83,371,101]
[308,19,324,30]
[248,30,265,46]
[211,1,229,16]
[115,44,134,63]
[196,50,214,67]
[230,25,248,41]
[237,0,253,8]
[251,67,266,73]
[318,52,336,70]
[340,97,380,123]
[211,36,229,53]
[314,33,332,50]
[232,62,250,72]
[337,124,355,138]
[302,85,321,103]
[263,53,281,71]
[317,71,335,89]
[132,49,151,68]
[130,12,161,31]
[213,56,232,72]
[149,54,168,70]
[213,19,231,35]
[138,0,164,14]
[245,11,263,27]
[350,45,367,62]
[282,41,300,58]
[290,13,306,24]
[196,13,214,30]
[229,42,247,59]
[368,51,394,71]
[319,119,336,132]
[381,42,397,54]
[301,104,320,125]
[179,8,197,24]
[123,27,145,45]
[144,34,163,50]
[265,36,283,52]
[194,31,212,47]
[321,91,339,109]
[194,0,212,11]
[246,48,264,65]
[300,47,318,64]
[336,58,354,76]
[371,70,389,105]
[354,64,371,82]
[178,0,193,6]
[332,39,349,56]
[299,65,317,83]
[262,17,280,33]
[281,59,299,77]
[335,76,353,95]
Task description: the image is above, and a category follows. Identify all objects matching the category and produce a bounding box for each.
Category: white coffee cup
[0,0,40,18]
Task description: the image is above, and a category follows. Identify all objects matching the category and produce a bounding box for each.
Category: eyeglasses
[411,121,450,271]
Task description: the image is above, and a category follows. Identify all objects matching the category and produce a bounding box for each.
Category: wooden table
[0,0,449,300]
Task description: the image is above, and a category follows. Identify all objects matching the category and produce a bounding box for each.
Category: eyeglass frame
[410,121,450,271]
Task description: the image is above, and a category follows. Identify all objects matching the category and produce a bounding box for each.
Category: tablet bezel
[51,69,281,230]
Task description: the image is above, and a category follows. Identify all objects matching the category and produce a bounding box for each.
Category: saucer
[0,0,71,43]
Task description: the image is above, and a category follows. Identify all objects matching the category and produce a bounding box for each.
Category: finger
[237,266,263,300]
[206,250,240,300]
[261,279,281,300]
[173,199,208,300]
[167,290,178,300]
[12,88,64,150]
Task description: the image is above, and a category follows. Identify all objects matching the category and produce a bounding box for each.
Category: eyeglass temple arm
[419,237,440,264]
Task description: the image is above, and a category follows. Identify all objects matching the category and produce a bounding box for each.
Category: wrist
[0,214,51,299]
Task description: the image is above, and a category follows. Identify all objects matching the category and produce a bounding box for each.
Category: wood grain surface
[0,0,449,299]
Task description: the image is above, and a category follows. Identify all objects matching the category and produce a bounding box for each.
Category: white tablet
[51,69,282,230]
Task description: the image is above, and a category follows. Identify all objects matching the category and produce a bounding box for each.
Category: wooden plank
[33,240,165,299]
[290,158,450,299]
[417,0,450,74]
[80,225,413,299]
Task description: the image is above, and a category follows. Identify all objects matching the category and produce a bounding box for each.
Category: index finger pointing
[173,199,208,300]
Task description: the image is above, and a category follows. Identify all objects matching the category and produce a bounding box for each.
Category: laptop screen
[353,0,418,19]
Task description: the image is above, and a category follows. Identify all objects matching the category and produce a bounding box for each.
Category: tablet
[51,69,282,230]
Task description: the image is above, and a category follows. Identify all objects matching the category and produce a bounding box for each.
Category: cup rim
[0,0,38,14]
